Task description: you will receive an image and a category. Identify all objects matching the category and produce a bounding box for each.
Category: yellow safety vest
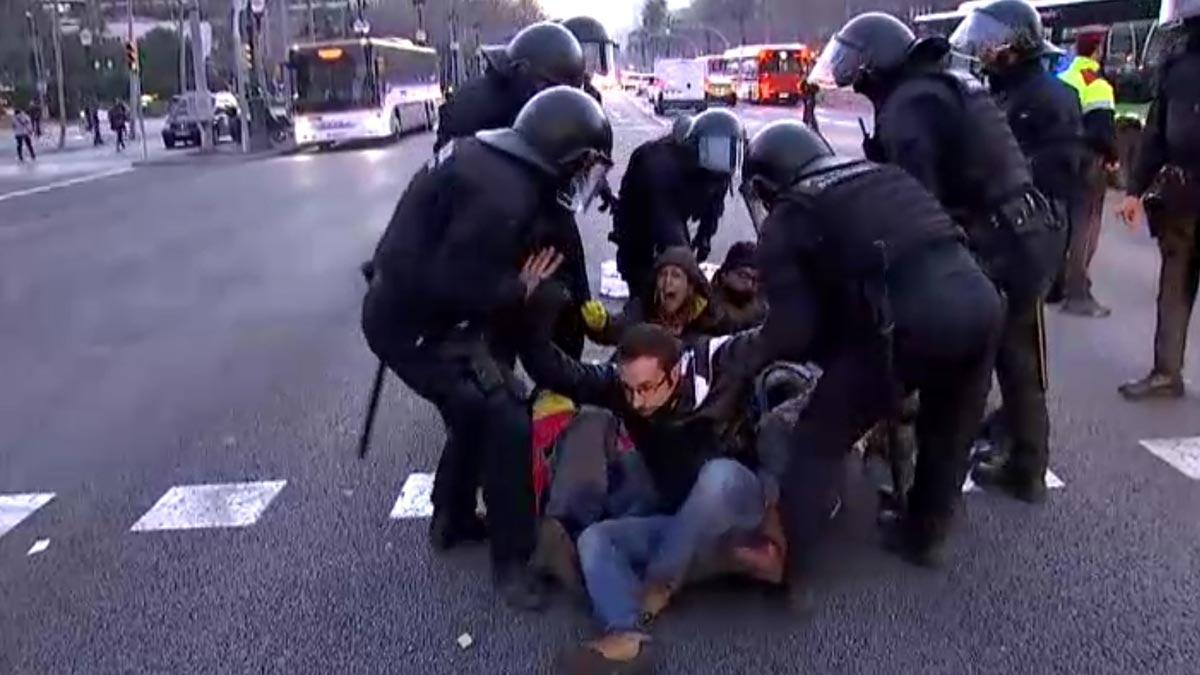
[1057,55,1116,115]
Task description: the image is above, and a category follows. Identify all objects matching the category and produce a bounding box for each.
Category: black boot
[428,510,488,552]
[531,518,583,595]
[970,459,1047,504]
[1118,372,1185,401]
[880,514,950,568]
[494,560,547,612]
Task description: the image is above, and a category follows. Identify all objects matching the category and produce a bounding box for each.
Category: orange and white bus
[723,44,814,105]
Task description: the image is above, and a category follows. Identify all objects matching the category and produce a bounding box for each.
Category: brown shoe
[532,518,583,595]
[559,632,654,675]
[1119,373,1185,401]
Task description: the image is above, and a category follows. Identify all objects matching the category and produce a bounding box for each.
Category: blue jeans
[576,459,765,632]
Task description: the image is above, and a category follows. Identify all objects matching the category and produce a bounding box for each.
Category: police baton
[357,359,387,459]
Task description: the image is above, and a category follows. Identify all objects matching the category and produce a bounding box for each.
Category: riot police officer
[362,87,613,610]
[434,21,585,152]
[811,11,1066,503]
[950,0,1085,497]
[950,0,1086,291]
[741,120,1004,570]
[561,16,610,104]
[1117,5,1200,400]
[435,20,592,358]
[611,108,744,300]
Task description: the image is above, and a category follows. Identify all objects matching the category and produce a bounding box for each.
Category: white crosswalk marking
[1139,437,1200,479]
[390,472,434,519]
[131,480,287,531]
[963,469,1065,494]
[0,493,56,539]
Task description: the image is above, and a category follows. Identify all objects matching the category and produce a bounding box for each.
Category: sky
[537,0,693,36]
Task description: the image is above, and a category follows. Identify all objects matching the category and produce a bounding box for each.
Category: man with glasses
[518,299,792,670]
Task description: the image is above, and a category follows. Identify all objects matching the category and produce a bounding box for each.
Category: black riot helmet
[477,86,614,212]
[810,13,917,93]
[949,0,1052,71]
[505,22,587,89]
[680,108,746,176]
[561,16,610,45]
[739,120,852,234]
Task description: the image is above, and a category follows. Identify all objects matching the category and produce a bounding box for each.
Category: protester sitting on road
[13,108,36,162]
[710,241,767,331]
[581,246,732,346]
[518,289,798,670]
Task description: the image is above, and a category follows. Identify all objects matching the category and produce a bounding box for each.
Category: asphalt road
[1,90,1198,674]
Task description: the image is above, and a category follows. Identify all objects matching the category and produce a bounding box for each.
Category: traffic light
[243,41,254,68]
[125,42,138,71]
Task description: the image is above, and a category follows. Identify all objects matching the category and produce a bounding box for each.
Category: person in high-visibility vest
[1056,29,1118,317]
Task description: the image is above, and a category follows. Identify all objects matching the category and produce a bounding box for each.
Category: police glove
[580,300,609,332]
[692,239,712,263]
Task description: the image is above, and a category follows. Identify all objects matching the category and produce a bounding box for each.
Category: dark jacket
[364,138,569,342]
[872,68,1033,222]
[612,137,729,272]
[755,162,971,370]
[520,316,762,510]
[433,69,533,153]
[989,60,1087,201]
[1130,34,1200,195]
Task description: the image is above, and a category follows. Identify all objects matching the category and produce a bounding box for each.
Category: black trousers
[781,250,1002,573]
[115,127,127,151]
[1152,213,1200,377]
[16,135,35,161]
[363,298,535,566]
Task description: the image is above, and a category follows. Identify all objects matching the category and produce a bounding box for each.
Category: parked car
[161,92,241,149]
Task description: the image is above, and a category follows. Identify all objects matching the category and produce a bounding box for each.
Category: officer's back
[368,137,548,336]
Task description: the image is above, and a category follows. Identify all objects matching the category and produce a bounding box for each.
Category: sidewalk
[1,118,167,160]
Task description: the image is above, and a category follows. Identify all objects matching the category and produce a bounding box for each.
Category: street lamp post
[25,11,50,132]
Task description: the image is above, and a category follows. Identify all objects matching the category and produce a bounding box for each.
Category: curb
[132,145,293,168]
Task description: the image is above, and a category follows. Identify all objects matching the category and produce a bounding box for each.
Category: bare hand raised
[519,248,564,299]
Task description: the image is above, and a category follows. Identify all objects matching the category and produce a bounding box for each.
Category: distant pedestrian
[89,105,103,146]
[13,108,36,162]
[800,80,820,133]
[29,105,42,137]
[109,100,128,152]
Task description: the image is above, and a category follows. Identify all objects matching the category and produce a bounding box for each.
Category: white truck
[652,58,708,116]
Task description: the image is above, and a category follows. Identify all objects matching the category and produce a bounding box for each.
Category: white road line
[131,480,287,531]
[390,472,434,519]
[0,166,134,203]
[0,493,56,539]
[1139,437,1200,479]
[963,469,1065,494]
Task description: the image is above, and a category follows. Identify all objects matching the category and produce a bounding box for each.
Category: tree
[641,0,669,34]
[138,27,181,99]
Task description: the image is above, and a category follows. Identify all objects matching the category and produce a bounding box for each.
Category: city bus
[288,37,442,148]
[723,44,813,105]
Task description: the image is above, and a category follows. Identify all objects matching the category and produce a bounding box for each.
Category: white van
[652,58,707,115]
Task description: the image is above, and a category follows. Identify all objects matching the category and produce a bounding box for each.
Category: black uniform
[362,138,569,571]
[1123,29,1200,394]
[872,66,1065,488]
[434,68,532,154]
[755,160,1003,568]
[612,136,728,299]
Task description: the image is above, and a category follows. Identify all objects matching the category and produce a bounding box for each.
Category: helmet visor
[559,156,612,213]
[697,133,743,175]
[809,35,868,89]
[739,180,771,237]
[949,11,1017,63]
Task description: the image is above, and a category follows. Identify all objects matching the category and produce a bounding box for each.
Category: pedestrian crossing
[6,435,1200,548]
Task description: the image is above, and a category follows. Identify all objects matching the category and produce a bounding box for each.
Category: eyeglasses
[622,372,672,401]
